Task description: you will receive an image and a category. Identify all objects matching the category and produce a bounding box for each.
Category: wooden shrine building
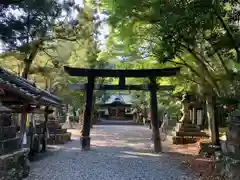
[96,95,133,120]
[0,67,62,155]
[0,67,64,179]
[64,66,180,153]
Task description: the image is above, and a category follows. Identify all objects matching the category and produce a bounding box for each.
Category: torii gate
[64,66,180,153]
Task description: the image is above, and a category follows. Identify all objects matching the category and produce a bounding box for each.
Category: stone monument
[47,116,71,145]
[219,109,240,180]
[0,112,30,180]
[172,93,208,144]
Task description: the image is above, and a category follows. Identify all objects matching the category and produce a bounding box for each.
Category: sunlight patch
[117,154,140,159]
[123,151,162,157]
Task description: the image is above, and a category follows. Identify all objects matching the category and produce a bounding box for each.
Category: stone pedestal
[80,136,90,150]
[199,142,216,157]
[0,148,30,180]
[47,120,71,145]
[30,121,45,154]
[172,94,208,144]
[172,123,208,144]
[0,114,30,180]
[219,110,240,180]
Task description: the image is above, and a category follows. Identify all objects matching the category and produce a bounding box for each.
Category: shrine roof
[96,95,132,107]
[0,67,61,107]
[96,102,132,107]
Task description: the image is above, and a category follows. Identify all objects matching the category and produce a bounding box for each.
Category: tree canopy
[1,0,240,121]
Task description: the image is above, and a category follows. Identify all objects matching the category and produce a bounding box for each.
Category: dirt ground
[163,139,221,180]
[68,126,221,180]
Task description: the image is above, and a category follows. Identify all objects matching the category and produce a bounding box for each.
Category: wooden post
[81,76,95,150]
[213,96,220,146]
[149,76,161,153]
[28,113,34,156]
[20,104,28,148]
[65,104,72,128]
[193,107,197,124]
[189,109,193,123]
[119,76,125,88]
[41,106,49,152]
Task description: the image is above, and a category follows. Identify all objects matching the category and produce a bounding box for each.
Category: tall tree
[0,0,78,78]
[100,0,240,144]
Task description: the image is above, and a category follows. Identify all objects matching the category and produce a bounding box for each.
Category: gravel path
[24,125,200,180]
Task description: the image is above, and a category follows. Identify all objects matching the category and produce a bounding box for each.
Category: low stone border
[217,155,240,180]
[172,136,198,144]
[0,148,30,180]
[47,132,71,145]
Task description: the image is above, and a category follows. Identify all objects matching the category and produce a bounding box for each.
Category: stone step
[48,128,67,134]
[47,121,61,126]
[0,126,16,140]
[176,123,199,128]
[179,127,201,132]
[172,136,198,144]
[47,124,61,129]
[0,137,21,155]
[175,131,209,137]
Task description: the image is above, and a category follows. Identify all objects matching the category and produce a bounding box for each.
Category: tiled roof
[104,94,133,104]
[0,67,61,106]
[96,94,133,106]
[0,103,12,112]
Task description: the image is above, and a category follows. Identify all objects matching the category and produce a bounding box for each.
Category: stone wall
[0,114,30,180]
[0,148,30,180]
[219,155,240,180]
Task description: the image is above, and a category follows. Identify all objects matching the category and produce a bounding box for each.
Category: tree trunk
[20,45,40,144]
[91,93,97,128]
[20,106,28,147]
[65,104,71,127]
[149,77,161,153]
[179,94,191,123]
[21,45,39,78]
[193,107,197,124]
[202,102,207,129]
[206,95,220,145]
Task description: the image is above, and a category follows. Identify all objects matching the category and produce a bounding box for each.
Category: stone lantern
[220,108,240,180]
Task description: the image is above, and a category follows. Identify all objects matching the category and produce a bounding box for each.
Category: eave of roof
[0,68,61,107]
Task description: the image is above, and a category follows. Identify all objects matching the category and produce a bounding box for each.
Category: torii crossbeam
[68,84,175,91]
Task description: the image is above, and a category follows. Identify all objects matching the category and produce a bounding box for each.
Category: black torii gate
[64,66,180,153]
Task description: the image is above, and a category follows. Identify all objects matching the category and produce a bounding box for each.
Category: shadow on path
[25,125,200,180]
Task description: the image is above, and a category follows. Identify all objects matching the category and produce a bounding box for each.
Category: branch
[205,39,230,76]
[180,43,221,95]
[169,58,213,89]
[181,36,216,72]
[181,74,201,85]
[213,4,240,62]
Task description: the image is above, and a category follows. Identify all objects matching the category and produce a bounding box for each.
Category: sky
[0,0,108,52]
[72,0,109,49]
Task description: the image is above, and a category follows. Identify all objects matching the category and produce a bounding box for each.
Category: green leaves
[0,0,77,51]
[98,0,240,107]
